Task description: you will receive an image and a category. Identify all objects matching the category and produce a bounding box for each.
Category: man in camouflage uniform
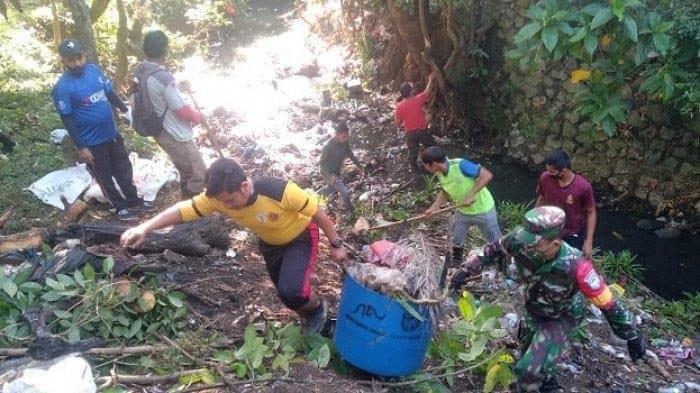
[450,206,646,392]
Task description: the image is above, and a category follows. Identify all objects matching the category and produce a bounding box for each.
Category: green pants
[514,314,577,392]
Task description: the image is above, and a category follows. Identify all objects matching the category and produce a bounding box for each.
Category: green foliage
[425,291,512,390]
[594,249,644,283]
[385,174,441,221]
[0,263,187,347]
[203,323,330,387]
[643,292,700,336]
[507,0,699,137]
[496,200,532,231]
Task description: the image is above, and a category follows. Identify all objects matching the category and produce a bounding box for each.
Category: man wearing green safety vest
[421,146,502,265]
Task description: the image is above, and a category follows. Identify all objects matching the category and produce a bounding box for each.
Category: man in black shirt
[319,122,362,212]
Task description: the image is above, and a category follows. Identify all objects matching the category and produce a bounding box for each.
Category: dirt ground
[14,3,697,391]
[112,95,700,392]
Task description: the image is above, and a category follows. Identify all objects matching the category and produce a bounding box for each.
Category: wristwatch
[330,238,344,249]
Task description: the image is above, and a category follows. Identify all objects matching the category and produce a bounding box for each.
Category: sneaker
[303,299,328,335]
[116,209,138,222]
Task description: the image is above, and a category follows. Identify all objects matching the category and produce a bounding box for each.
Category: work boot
[303,298,328,335]
[452,247,464,267]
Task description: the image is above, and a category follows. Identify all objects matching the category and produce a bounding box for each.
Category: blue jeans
[319,173,353,211]
[451,206,502,248]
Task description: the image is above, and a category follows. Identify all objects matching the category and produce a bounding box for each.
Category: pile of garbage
[344,233,445,329]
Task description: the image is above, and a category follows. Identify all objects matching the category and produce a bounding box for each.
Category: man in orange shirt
[395,73,436,173]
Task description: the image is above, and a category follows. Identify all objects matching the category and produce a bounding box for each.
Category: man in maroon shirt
[395,72,436,173]
[535,149,597,259]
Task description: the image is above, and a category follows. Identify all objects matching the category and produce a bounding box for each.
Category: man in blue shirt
[52,39,141,221]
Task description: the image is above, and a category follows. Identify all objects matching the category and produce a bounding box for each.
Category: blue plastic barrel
[333,273,432,377]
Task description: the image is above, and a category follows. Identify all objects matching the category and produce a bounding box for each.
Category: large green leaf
[83,264,95,281]
[582,3,604,17]
[541,26,559,52]
[558,22,575,35]
[652,32,671,56]
[1,278,17,298]
[457,335,487,362]
[611,0,625,20]
[525,5,546,20]
[653,21,674,34]
[102,257,114,274]
[475,304,503,325]
[584,33,599,56]
[569,27,588,43]
[622,15,638,42]
[601,117,617,136]
[514,22,542,44]
[457,291,476,321]
[590,7,614,30]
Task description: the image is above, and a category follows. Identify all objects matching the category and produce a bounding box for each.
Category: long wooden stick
[366,205,460,232]
[94,368,207,386]
[0,344,169,358]
[183,90,224,158]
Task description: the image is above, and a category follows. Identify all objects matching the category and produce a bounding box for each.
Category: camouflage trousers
[514,314,578,392]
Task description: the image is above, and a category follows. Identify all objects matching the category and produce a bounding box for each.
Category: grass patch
[0,85,65,234]
[643,292,700,337]
[496,200,532,232]
[594,250,645,284]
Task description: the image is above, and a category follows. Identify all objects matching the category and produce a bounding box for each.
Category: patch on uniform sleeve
[584,270,601,290]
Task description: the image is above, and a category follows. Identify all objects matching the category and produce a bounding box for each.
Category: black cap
[58,39,84,57]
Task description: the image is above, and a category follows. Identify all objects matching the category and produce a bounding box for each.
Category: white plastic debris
[25,164,92,209]
[82,153,179,204]
[599,343,625,359]
[500,312,519,336]
[2,354,96,393]
[557,362,582,374]
[50,129,69,145]
[226,248,237,258]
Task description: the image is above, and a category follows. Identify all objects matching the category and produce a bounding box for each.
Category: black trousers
[406,129,436,171]
[88,134,139,211]
[258,223,319,310]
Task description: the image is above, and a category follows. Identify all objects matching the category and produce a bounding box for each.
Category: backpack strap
[142,68,170,117]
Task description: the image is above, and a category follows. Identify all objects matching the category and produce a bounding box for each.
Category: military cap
[511,205,566,246]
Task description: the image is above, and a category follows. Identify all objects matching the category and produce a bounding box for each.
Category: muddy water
[476,155,700,300]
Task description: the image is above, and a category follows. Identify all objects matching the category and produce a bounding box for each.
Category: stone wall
[484,0,700,215]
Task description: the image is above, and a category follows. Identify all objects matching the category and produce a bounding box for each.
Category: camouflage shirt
[473,235,639,340]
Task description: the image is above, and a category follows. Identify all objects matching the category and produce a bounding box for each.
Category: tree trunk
[126,0,146,58]
[114,0,128,91]
[50,0,63,50]
[65,0,99,64]
[89,0,110,23]
[54,215,231,256]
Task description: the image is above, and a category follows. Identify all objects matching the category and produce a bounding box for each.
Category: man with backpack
[52,38,142,221]
[131,30,207,199]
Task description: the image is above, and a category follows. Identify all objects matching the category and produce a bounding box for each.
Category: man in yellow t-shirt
[120,158,347,334]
